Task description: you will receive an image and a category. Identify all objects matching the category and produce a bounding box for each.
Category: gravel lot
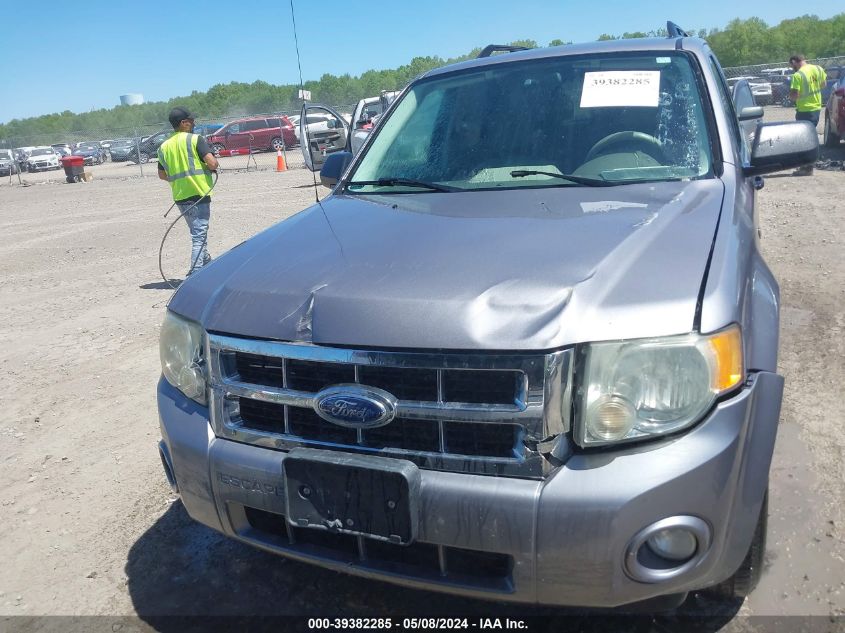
[0,108,843,632]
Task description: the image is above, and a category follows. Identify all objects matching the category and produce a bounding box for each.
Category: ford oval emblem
[313,384,398,429]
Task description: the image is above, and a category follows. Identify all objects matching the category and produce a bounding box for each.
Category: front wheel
[707,492,768,599]
[270,137,284,152]
[137,151,150,164]
[824,113,841,148]
[211,144,224,157]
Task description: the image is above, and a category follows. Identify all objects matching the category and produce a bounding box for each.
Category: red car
[208,115,297,154]
[824,80,845,147]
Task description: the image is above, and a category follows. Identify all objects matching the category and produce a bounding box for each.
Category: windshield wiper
[510,170,616,187]
[346,178,458,192]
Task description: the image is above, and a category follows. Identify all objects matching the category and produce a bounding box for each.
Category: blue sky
[1,0,839,123]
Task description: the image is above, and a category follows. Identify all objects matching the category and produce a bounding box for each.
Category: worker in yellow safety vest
[157,106,219,275]
[788,54,826,176]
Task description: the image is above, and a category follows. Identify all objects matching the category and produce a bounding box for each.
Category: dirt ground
[0,108,843,632]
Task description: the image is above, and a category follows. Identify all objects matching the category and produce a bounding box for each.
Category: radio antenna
[289,0,320,203]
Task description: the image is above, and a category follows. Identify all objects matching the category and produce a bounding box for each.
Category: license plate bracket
[283,448,420,545]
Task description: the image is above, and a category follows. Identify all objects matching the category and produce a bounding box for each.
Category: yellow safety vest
[790,64,826,112]
[157,132,213,201]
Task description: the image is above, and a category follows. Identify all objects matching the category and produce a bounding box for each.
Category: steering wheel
[585,131,666,163]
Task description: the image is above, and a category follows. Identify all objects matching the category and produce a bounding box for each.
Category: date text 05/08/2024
[307,618,529,630]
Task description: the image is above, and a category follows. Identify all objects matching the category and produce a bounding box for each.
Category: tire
[137,151,150,164]
[824,113,841,148]
[270,137,284,152]
[707,492,768,599]
[211,144,224,157]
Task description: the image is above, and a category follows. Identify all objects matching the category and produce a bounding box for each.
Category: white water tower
[120,93,145,106]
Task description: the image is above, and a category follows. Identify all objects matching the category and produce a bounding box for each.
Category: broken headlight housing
[160,311,207,405]
[574,325,743,447]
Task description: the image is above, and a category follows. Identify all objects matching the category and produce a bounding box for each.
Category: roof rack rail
[666,21,690,38]
[477,44,530,58]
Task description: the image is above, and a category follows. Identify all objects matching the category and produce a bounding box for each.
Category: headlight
[160,311,207,405]
[574,325,743,446]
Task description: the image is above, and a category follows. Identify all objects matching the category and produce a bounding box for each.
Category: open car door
[300,104,349,172]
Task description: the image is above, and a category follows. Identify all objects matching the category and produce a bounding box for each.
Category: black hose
[158,171,219,289]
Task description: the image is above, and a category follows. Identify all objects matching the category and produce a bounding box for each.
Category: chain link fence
[722,55,844,107]
[5,54,844,186]
[0,105,356,184]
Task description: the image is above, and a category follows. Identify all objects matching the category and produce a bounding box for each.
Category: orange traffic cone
[276,149,287,172]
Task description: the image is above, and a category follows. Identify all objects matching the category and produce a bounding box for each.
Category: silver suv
[157,27,818,609]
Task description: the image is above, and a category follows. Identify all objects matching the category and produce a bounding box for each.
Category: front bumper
[157,371,783,607]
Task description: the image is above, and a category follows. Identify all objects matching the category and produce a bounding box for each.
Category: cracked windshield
[349,52,710,192]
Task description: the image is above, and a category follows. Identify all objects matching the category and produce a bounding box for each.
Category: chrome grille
[208,333,572,478]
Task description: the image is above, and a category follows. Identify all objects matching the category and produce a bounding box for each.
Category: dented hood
[169,180,724,350]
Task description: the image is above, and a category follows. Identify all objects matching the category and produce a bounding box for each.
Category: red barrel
[61,155,86,182]
[61,155,85,167]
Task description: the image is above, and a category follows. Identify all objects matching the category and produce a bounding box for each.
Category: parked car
[127,130,171,164]
[823,79,845,147]
[207,116,296,155]
[73,141,108,165]
[0,148,19,176]
[759,68,793,106]
[821,65,844,103]
[292,111,342,144]
[14,147,37,172]
[193,123,224,138]
[726,76,772,105]
[26,147,62,172]
[51,143,72,156]
[349,91,401,154]
[107,138,140,162]
[299,114,348,161]
[159,27,818,610]
[759,67,791,76]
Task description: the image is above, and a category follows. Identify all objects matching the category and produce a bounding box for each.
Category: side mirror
[744,121,818,177]
[319,151,353,188]
[739,106,764,121]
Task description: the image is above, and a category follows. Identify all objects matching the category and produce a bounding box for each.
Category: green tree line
[2,14,843,145]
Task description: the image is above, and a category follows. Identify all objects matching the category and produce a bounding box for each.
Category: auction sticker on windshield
[580,71,660,108]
